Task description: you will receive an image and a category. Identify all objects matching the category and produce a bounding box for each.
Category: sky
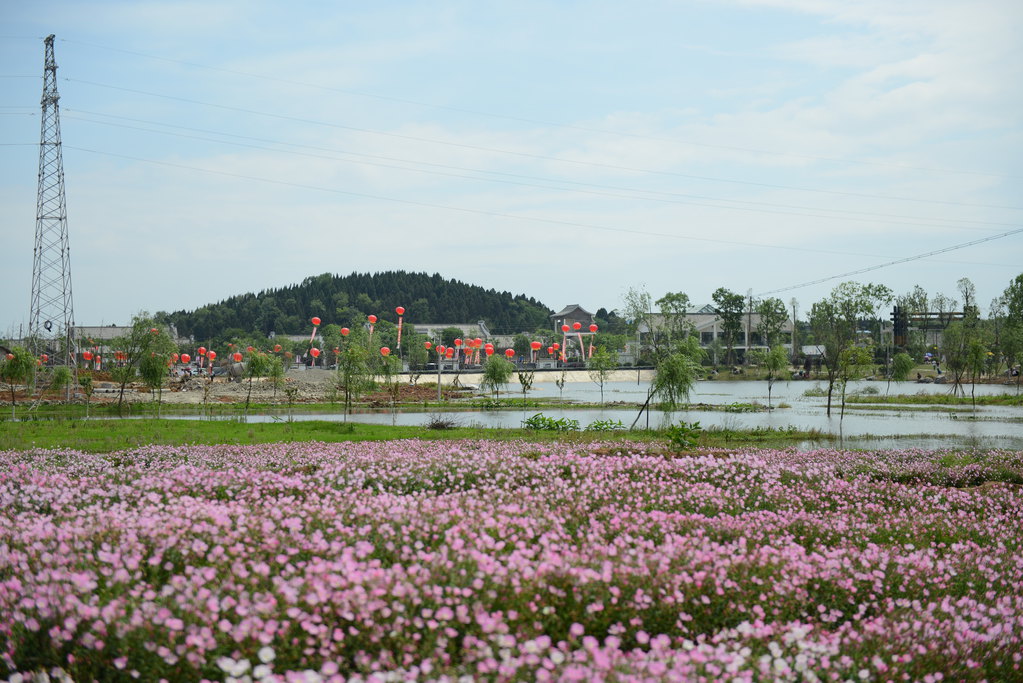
[2,0,1021,335]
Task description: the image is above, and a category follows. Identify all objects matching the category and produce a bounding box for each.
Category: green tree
[110,314,175,414]
[335,344,370,420]
[622,286,653,364]
[78,374,94,419]
[809,282,882,417]
[712,287,745,366]
[243,351,274,414]
[441,327,465,347]
[655,291,692,356]
[751,345,788,409]
[1,347,35,418]
[966,337,989,411]
[135,327,177,417]
[587,346,617,406]
[266,355,285,403]
[652,335,705,412]
[941,321,971,397]
[513,334,533,360]
[516,368,535,409]
[1002,273,1023,391]
[891,352,915,382]
[837,344,874,420]
[755,297,789,349]
[480,356,515,399]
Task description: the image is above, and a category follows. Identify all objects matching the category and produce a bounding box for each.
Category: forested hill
[166,271,554,340]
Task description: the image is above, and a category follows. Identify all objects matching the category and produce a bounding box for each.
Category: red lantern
[553,343,560,350]
[485,347,494,356]
[561,324,570,333]
[368,315,378,324]
[395,306,405,316]
[504,348,515,358]
[572,322,582,331]
[530,341,542,351]
[246,345,254,353]
[454,338,462,347]
[380,347,390,356]
[181,353,191,364]
[41,354,48,362]
[171,353,179,363]
[547,346,553,355]
[311,317,321,326]
[274,344,282,353]
[424,341,432,349]
[198,347,207,356]
[341,328,350,337]
[232,352,243,362]
[150,328,158,335]
[445,349,454,359]
[589,324,598,333]
[208,351,217,361]
[310,348,321,358]
[82,351,93,361]
[5,353,14,361]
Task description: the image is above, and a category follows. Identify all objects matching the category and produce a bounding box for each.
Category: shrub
[522,413,580,432]
[665,420,702,450]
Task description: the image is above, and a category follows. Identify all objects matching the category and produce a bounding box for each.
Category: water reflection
[168,374,1023,450]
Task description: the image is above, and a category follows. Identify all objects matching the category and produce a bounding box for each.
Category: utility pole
[29,35,77,397]
[745,289,753,364]
[790,297,798,362]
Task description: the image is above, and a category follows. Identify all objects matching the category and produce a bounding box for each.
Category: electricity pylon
[28,34,77,397]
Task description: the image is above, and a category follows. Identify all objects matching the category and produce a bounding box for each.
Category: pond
[203,374,1023,451]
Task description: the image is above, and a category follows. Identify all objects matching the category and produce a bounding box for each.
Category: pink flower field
[1,441,1021,681]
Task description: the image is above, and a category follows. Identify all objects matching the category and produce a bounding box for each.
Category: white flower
[253,664,272,680]
[258,646,276,663]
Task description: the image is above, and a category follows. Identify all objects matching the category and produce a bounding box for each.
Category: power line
[64,144,1021,269]
[756,227,1023,297]
[65,78,1023,213]
[61,109,1016,234]
[59,37,1020,181]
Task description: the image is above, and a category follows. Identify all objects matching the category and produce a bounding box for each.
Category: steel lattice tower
[29,34,77,391]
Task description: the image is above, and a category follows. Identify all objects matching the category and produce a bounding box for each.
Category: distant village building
[633,305,795,364]
[550,304,594,332]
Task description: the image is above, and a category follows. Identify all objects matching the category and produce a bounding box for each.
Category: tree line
[161,271,553,341]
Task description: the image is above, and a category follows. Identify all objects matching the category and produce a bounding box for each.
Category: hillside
[166,271,553,340]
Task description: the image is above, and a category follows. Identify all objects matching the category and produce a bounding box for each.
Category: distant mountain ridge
[166,271,554,340]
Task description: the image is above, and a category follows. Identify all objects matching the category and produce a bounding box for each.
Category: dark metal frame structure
[29,34,77,393]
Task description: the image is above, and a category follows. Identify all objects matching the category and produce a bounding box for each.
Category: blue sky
[2,0,1021,334]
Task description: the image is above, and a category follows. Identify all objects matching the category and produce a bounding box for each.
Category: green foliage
[586,347,617,406]
[652,336,704,411]
[49,366,72,394]
[756,297,790,348]
[711,287,745,365]
[891,352,915,381]
[586,418,626,432]
[480,356,515,398]
[335,344,371,417]
[666,420,702,451]
[1,346,35,418]
[167,271,553,339]
[522,413,580,431]
[810,282,891,416]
